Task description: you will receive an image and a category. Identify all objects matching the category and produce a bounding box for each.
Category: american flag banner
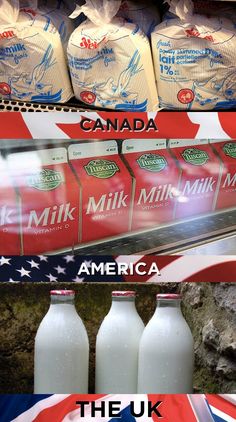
[0,394,235,422]
[0,111,236,139]
[1,255,236,283]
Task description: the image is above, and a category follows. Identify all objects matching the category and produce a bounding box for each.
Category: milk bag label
[181,148,209,166]
[27,169,65,190]
[137,153,167,172]
[223,142,236,158]
[84,159,120,179]
[68,0,158,111]
[152,15,236,110]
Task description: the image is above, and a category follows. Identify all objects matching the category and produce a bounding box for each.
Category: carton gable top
[122,139,166,154]
[68,141,118,160]
[7,148,68,173]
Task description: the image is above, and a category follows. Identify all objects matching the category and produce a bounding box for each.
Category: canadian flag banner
[0,111,235,139]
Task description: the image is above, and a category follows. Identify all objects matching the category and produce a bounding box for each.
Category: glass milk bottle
[95,291,144,393]
[34,290,89,393]
[138,294,194,393]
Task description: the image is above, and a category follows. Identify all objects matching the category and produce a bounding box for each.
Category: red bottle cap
[156,293,181,300]
[112,291,136,297]
[50,290,75,296]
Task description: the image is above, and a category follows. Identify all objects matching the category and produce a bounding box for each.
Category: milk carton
[0,0,73,103]
[122,139,180,231]
[7,148,79,254]
[169,140,222,219]
[117,0,161,38]
[68,141,132,243]
[151,0,236,110]
[0,154,20,255]
[67,0,158,111]
[210,140,236,211]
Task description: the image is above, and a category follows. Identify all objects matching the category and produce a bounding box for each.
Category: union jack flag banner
[0,394,235,422]
[0,255,236,283]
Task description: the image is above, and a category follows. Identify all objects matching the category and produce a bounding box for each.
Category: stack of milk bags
[151,0,236,110]
[67,0,158,111]
[0,0,73,103]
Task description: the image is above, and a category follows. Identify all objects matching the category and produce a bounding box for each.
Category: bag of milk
[117,0,161,38]
[19,0,75,51]
[67,0,158,111]
[0,0,73,103]
[151,0,236,110]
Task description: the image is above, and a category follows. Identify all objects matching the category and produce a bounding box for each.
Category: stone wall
[0,282,235,393]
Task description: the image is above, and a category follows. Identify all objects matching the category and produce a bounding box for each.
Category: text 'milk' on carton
[0,154,20,254]
[68,141,132,243]
[122,139,180,230]
[8,148,79,254]
[169,140,222,219]
[210,140,236,211]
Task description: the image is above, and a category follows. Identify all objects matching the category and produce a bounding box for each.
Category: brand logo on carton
[137,153,167,172]
[27,169,64,191]
[84,159,119,179]
[0,206,13,226]
[182,148,209,166]
[223,143,236,159]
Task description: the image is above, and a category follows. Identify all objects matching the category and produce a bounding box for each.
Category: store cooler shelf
[62,208,236,256]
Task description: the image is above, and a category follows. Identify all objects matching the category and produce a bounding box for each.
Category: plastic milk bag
[117,0,161,38]
[151,0,236,110]
[19,0,75,51]
[0,0,73,103]
[67,0,158,111]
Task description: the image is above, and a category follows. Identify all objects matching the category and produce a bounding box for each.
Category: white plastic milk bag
[117,0,161,38]
[67,0,158,111]
[0,0,73,103]
[19,0,75,51]
[151,0,236,110]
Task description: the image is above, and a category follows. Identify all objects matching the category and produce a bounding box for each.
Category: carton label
[0,205,13,226]
[137,153,167,172]
[223,143,236,159]
[27,169,64,191]
[182,148,209,166]
[84,159,120,179]
[27,203,76,228]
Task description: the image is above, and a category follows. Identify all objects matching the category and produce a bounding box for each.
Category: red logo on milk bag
[80,91,96,104]
[0,83,11,96]
[177,89,194,104]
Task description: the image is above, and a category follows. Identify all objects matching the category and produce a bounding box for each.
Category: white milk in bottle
[95,291,144,393]
[138,294,194,393]
[34,290,89,393]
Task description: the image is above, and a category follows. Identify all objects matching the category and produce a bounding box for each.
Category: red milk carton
[122,139,180,230]
[169,140,222,220]
[8,148,79,254]
[210,140,236,211]
[0,154,21,254]
[68,141,132,243]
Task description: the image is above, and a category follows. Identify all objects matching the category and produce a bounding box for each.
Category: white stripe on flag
[148,256,236,283]
[210,405,235,422]
[62,394,152,422]
[187,113,230,139]
[12,395,70,422]
[219,395,236,406]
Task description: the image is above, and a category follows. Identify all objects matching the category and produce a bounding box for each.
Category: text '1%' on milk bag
[151,0,236,110]
[67,0,158,112]
[95,291,144,394]
[137,294,194,394]
[34,290,89,394]
[0,0,73,103]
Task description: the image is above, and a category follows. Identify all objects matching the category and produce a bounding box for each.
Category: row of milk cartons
[2,0,236,110]
[1,139,236,255]
[34,289,194,394]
